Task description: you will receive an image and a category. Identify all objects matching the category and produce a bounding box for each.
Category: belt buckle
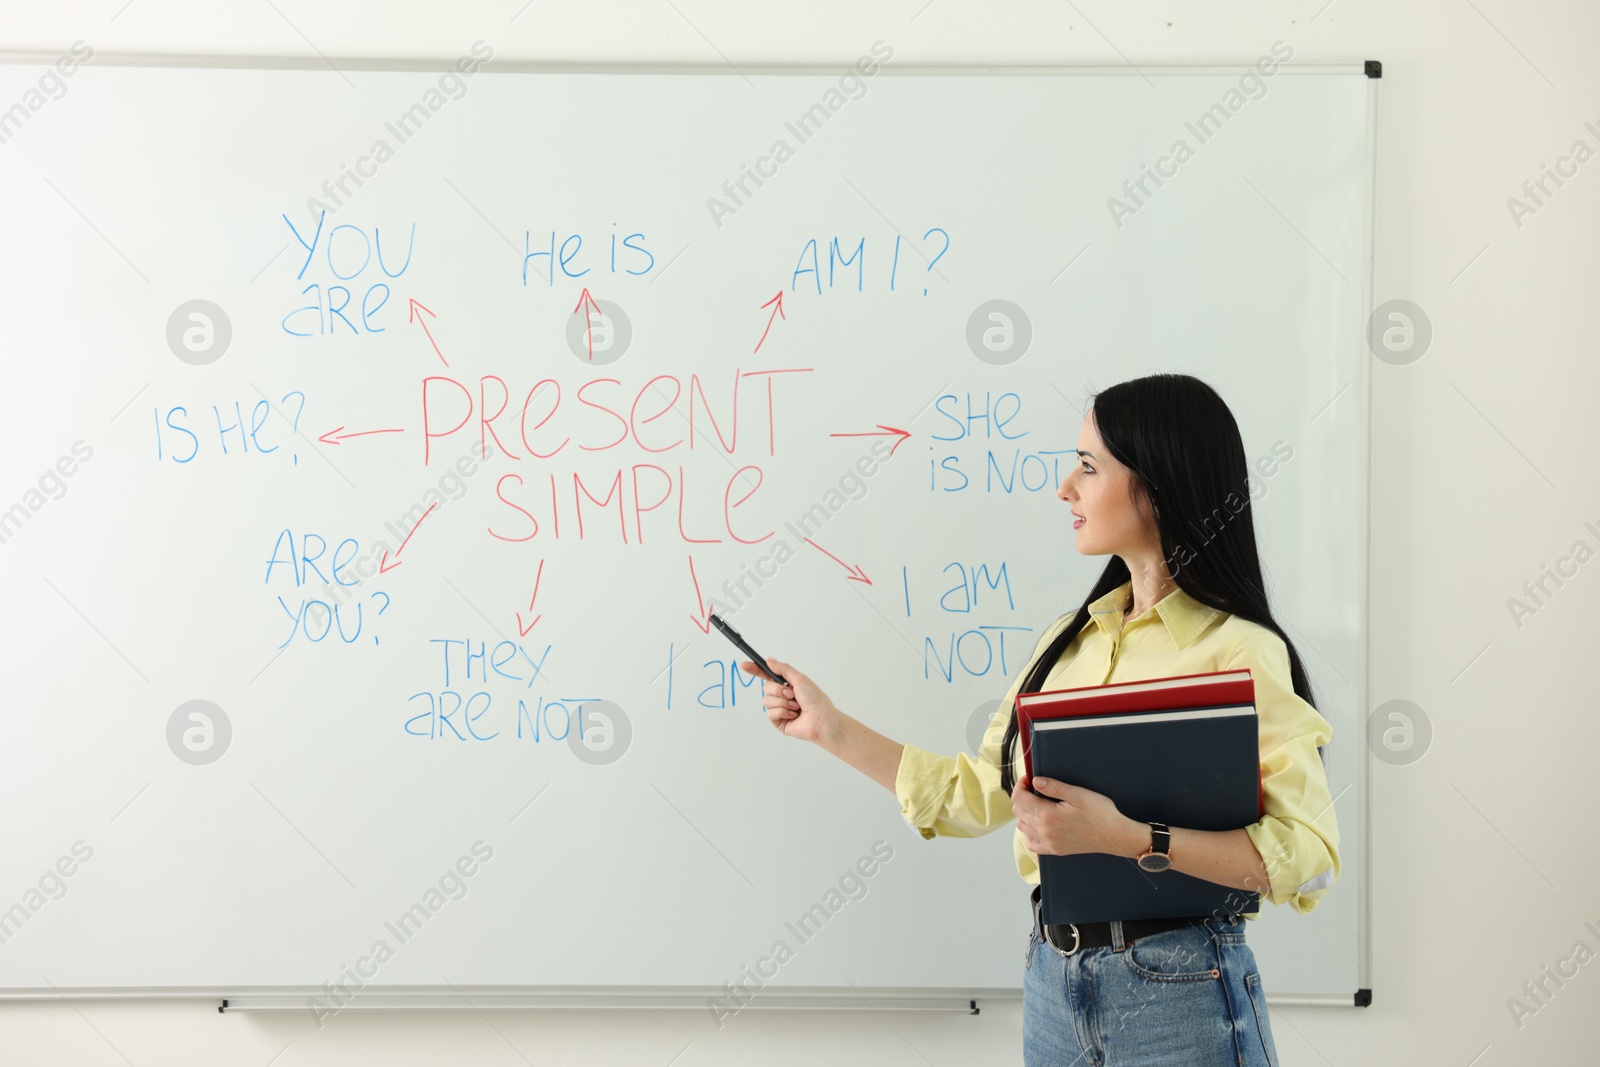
[1046,922,1081,956]
[1032,888,1081,957]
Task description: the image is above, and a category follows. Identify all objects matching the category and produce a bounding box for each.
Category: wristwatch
[1135,822,1172,872]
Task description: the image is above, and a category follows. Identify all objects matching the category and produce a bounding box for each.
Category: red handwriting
[754,291,785,353]
[687,555,713,633]
[804,537,871,584]
[421,368,814,465]
[318,426,405,446]
[827,423,911,457]
[407,298,448,367]
[573,288,602,361]
[379,501,438,573]
[516,558,544,636]
[488,464,772,547]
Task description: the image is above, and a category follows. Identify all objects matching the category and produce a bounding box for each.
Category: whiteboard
[0,53,1373,1005]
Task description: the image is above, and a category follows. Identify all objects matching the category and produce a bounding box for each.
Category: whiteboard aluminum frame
[0,51,1369,76]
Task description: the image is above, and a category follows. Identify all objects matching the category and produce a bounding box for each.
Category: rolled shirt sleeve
[894,617,1072,840]
[1231,630,1341,914]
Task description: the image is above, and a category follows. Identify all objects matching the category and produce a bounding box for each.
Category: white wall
[3,2,1597,1063]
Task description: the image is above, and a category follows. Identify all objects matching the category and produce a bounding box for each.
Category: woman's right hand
[737,657,842,744]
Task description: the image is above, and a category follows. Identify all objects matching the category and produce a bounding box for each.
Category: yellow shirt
[894,579,1340,918]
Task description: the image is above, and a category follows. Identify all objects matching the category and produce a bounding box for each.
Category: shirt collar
[1086,580,1224,650]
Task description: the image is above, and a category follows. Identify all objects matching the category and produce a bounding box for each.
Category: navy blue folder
[1030,702,1261,925]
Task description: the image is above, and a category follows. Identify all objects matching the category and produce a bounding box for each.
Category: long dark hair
[998,373,1317,795]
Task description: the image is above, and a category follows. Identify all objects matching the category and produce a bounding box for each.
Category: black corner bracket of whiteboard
[1354,988,1373,1007]
[1364,60,1382,78]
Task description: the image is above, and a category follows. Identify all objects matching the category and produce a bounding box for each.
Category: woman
[738,373,1339,1066]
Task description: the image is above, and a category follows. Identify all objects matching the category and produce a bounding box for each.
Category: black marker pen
[709,613,790,687]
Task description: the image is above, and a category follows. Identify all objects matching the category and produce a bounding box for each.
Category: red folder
[1016,668,1265,818]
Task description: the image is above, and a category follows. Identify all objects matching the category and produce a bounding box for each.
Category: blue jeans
[1023,914,1280,1066]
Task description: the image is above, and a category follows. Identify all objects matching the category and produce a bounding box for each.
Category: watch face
[1137,854,1172,872]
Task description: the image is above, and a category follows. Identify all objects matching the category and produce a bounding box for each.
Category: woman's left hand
[1012,776,1136,857]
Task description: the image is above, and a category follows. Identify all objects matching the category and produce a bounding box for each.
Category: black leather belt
[1030,884,1215,957]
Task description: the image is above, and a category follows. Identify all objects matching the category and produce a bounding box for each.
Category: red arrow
[827,423,912,457]
[318,426,405,446]
[687,555,714,633]
[803,537,871,584]
[408,299,448,367]
[378,501,438,574]
[516,559,545,636]
[753,291,785,353]
[573,288,602,361]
